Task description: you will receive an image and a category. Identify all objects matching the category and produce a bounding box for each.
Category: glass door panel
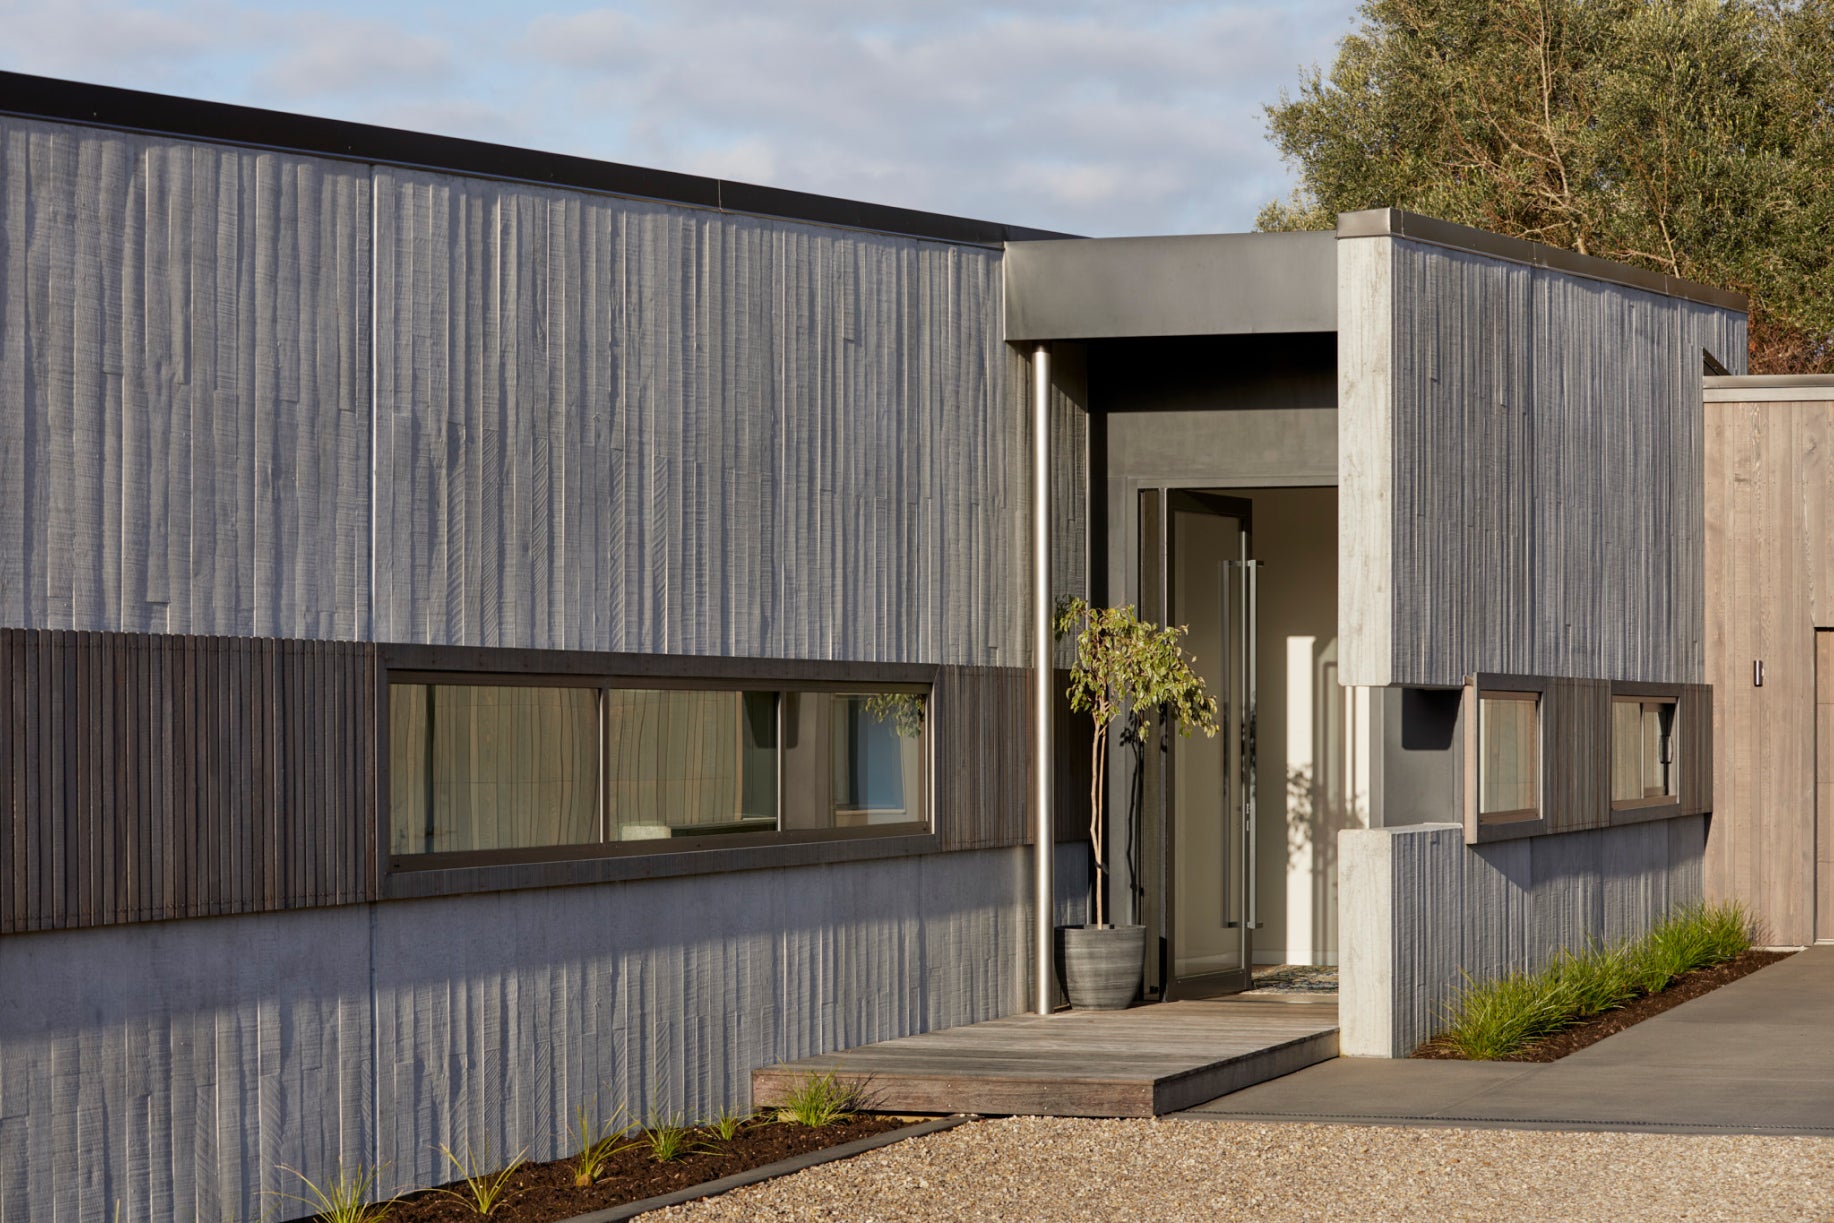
[1145,489,1257,1000]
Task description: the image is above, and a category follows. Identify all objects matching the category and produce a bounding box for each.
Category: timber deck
[752,996,1339,1118]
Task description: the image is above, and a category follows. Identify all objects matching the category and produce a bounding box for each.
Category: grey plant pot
[1061,924,1146,1011]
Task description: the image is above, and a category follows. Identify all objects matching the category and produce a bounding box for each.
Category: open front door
[1139,489,1258,1000]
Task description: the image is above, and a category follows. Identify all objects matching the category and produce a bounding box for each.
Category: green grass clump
[640,1114,695,1163]
[432,1143,526,1216]
[1436,901,1755,1060]
[569,1105,635,1188]
[707,1106,753,1144]
[274,1163,392,1223]
[773,1068,864,1128]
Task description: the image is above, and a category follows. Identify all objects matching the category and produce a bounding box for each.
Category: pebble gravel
[647,1116,1834,1222]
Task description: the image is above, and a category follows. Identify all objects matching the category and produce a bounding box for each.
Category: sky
[0,0,1365,236]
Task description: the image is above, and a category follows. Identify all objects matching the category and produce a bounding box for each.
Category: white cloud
[0,0,1362,234]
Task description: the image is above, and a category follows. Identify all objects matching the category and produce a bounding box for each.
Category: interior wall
[1239,488,1363,966]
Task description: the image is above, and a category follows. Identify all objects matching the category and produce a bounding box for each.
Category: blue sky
[0,0,1364,235]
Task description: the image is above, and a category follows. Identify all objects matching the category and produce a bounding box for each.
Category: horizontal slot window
[389,679,929,865]
[1478,691,1539,823]
[1612,695,1678,809]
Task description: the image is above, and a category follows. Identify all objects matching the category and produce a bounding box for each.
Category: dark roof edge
[1337,208,1747,313]
[0,70,1073,248]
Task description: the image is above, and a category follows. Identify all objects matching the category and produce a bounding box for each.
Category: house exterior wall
[1339,816,1705,1057]
[1702,379,1834,945]
[1334,216,1741,1055]
[1337,229,1747,689]
[0,115,1090,665]
[0,109,1089,1220]
[0,844,1091,1220]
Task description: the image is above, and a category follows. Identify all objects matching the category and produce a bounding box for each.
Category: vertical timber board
[1369,239,1745,688]
[1703,395,1822,944]
[1679,682,1714,819]
[0,629,380,931]
[0,116,372,640]
[369,168,1021,667]
[933,665,1031,850]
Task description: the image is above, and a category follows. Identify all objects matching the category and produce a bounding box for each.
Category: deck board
[753,998,1339,1117]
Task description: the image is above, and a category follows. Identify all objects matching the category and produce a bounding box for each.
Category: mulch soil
[1413,948,1795,1062]
[362,1115,909,1223]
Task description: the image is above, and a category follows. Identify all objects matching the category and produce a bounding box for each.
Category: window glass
[1612,697,1678,805]
[604,689,778,840]
[781,691,928,831]
[1478,693,1538,818]
[389,680,925,859]
[390,684,600,855]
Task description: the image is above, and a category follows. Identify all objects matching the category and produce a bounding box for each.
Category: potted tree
[1052,596,1218,1009]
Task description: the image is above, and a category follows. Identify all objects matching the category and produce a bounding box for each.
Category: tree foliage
[1260,0,1834,372]
[1053,596,1218,928]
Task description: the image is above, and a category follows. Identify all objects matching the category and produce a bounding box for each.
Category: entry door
[1139,490,1258,1000]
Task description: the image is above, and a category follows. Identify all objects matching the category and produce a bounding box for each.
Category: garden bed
[290,1114,913,1223]
[1415,947,1793,1062]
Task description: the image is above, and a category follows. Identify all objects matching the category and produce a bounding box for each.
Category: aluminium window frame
[378,643,938,876]
[1608,680,1684,825]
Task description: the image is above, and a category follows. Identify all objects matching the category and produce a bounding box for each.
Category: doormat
[1246,964,1338,994]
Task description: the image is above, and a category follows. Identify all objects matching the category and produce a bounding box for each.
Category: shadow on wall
[1280,636,1368,965]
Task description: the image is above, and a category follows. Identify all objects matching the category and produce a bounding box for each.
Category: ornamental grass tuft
[1435,901,1756,1060]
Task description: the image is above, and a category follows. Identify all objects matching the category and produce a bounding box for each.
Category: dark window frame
[1462,673,1553,844]
[1608,680,1685,824]
[379,644,937,875]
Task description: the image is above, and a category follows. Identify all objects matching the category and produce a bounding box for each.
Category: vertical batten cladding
[0,111,1093,1221]
[0,117,373,639]
[1702,385,1834,944]
[0,629,378,932]
[1337,235,1746,688]
[371,168,1042,667]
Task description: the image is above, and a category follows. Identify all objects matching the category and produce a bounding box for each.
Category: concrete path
[1184,945,1834,1135]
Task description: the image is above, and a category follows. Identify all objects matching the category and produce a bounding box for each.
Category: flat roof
[0,69,1069,249]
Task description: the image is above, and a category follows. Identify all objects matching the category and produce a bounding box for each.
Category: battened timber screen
[387,676,930,867]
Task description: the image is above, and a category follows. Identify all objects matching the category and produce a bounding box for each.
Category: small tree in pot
[1053,596,1218,1009]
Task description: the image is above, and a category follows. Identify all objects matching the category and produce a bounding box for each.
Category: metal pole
[1032,342,1055,1015]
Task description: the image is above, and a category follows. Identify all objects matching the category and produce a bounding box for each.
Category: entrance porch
[752,995,1338,1118]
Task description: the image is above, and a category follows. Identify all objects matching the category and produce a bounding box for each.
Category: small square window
[1612,696,1678,809]
[1477,691,1540,822]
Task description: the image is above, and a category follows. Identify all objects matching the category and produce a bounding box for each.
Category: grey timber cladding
[373,167,1051,666]
[0,629,378,933]
[0,117,373,638]
[1337,236,1747,688]
[0,844,1068,1220]
[1,116,1082,670]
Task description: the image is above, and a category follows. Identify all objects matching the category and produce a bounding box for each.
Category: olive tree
[1053,596,1218,929]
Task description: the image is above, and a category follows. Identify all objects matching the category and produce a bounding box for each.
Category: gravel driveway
[647,1116,1834,1222]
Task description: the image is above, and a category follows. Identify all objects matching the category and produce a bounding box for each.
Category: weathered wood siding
[0,628,378,933]
[371,167,1056,665]
[0,117,373,639]
[933,665,1089,850]
[1339,235,1747,687]
[1702,382,1834,944]
[0,116,1087,670]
